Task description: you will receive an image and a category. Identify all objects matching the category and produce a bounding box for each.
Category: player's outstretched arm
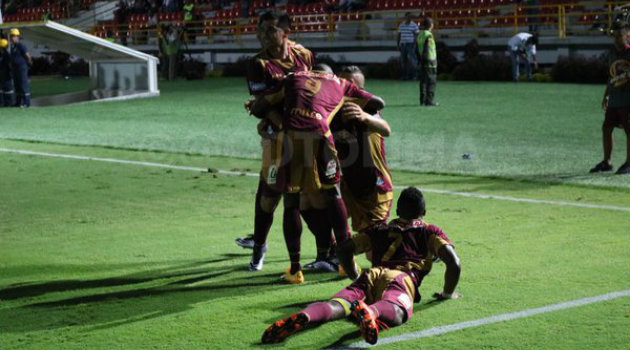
[433,245,462,300]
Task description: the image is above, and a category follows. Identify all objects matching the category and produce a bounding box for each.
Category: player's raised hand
[432,291,462,300]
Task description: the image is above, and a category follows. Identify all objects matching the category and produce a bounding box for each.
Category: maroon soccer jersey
[364,218,452,287]
[278,70,374,134]
[246,40,314,96]
[332,112,393,195]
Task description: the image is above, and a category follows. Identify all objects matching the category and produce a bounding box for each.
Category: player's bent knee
[387,305,407,327]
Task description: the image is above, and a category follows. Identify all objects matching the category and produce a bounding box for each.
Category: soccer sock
[253,182,275,246]
[283,205,302,274]
[301,302,336,323]
[370,301,399,327]
[326,196,351,243]
[301,208,333,260]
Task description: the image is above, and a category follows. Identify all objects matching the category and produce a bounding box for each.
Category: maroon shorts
[334,267,415,320]
[604,107,630,130]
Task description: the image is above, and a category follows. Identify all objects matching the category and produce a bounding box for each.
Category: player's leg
[281,192,304,282]
[591,109,616,172]
[301,195,337,271]
[238,131,284,254]
[261,298,349,344]
[616,110,630,174]
[320,187,352,255]
[603,122,614,164]
[244,179,281,271]
[351,269,413,344]
[261,271,370,344]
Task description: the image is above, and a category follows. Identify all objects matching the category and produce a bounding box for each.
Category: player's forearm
[442,262,461,295]
[337,239,359,280]
[438,245,461,295]
[364,114,391,137]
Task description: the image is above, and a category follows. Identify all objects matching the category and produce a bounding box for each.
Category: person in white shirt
[507,32,538,81]
[397,12,420,80]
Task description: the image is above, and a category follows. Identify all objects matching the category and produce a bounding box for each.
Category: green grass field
[0,78,628,349]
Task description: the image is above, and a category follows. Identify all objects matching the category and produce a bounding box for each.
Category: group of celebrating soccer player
[234,9,462,345]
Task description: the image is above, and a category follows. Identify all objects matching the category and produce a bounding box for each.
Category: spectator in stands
[507,32,537,82]
[9,28,31,108]
[417,17,437,106]
[115,0,130,24]
[162,0,179,13]
[0,0,4,25]
[339,0,366,12]
[397,12,419,80]
[0,37,15,107]
[158,24,183,80]
[524,0,540,32]
[4,0,17,16]
[590,22,630,175]
[132,0,149,14]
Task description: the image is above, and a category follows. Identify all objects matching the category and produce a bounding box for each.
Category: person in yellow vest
[183,0,195,39]
[416,17,437,106]
[183,0,194,22]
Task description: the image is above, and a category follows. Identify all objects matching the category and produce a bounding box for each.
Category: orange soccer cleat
[261,312,309,344]
[350,300,379,345]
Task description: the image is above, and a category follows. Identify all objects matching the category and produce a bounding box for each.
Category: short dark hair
[258,10,291,30]
[313,63,333,73]
[396,187,426,220]
[423,17,433,29]
[526,34,538,46]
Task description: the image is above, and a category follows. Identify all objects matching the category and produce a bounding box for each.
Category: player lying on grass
[249,63,385,282]
[261,187,462,345]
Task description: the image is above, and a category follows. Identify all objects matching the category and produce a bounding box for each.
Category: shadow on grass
[0,256,340,333]
[0,257,233,300]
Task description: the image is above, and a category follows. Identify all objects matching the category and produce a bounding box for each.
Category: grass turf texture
[0,142,628,350]
[0,78,628,188]
[0,78,629,349]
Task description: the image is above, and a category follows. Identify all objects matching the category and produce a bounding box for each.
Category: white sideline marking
[334,289,630,349]
[1,147,629,213]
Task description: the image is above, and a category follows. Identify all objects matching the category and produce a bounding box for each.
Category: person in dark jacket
[9,28,32,107]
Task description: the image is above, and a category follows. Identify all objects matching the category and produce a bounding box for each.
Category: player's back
[283,70,371,132]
